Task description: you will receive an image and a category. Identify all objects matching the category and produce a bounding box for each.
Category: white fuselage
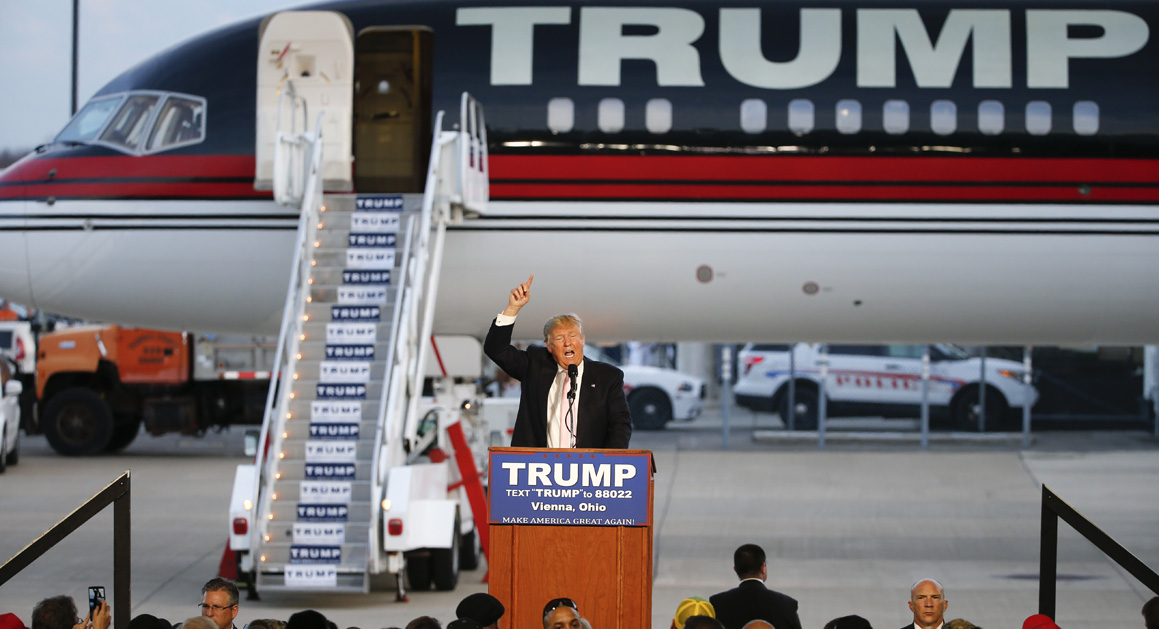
[5,196,1159,345]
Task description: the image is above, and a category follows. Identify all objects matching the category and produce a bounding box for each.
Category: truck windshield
[55,96,124,144]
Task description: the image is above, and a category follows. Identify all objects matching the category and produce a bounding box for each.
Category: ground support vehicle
[32,325,274,455]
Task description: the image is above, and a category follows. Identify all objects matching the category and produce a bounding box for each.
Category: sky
[0,0,302,151]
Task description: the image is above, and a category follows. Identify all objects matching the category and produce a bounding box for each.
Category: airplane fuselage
[2,0,1159,344]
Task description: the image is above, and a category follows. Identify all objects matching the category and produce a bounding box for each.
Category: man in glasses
[485,274,632,450]
[542,598,582,629]
[199,578,240,629]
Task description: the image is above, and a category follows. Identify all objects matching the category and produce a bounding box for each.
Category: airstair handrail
[368,109,447,571]
[1039,484,1159,619]
[249,113,326,555]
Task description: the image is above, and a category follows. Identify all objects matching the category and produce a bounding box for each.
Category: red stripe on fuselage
[489,155,1159,184]
[4,153,1159,203]
[488,155,1159,202]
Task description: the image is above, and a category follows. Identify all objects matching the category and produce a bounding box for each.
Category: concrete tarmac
[1,405,1157,629]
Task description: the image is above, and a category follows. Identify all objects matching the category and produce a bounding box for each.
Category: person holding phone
[30,594,109,629]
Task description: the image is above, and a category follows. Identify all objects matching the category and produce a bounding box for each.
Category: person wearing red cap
[0,613,26,629]
[902,579,948,629]
[1022,614,1060,629]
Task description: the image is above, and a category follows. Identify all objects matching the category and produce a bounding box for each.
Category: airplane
[2,0,1158,346]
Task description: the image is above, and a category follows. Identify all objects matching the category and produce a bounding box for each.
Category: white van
[733,343,1038,430]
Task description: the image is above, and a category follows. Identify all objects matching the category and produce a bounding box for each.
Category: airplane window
[646,98,672,134]
[99,94,161,150]
[930,100,957,136]
[740,99,767,134]
[547,97,574,133]
[788,99,814,135]
[835,99,861,134]
[978,100,1004,136]
[55,96,124,144]
[146,96,206,152]
[1026,101,1052,136]
[1073,101,1099,136]
[598,98,624,133]
[882,100,909,135]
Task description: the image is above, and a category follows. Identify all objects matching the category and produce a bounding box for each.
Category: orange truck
[31,325,274,455]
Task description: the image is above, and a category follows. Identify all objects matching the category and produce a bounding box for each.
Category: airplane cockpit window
[55,95,124,144]
[100,94,161,150]
[146,96,205,152]
[58,91,208,155]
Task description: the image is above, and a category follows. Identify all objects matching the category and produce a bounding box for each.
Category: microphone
[567,364,578,400]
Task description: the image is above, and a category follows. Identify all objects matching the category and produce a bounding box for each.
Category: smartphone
[88,586,105,618]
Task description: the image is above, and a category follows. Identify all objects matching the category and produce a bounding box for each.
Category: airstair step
[267,501,373,523]
[296,340,391,362]
[291,379,383,399]
[262,522,371,545]
[303,302,396,324]
[256,569,370,593]
[310,250,401,271]
[309,268,396,288]
[286,400,380,421]
[272,460,375,482]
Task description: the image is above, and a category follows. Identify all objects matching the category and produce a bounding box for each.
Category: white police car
[733,343,1037,430]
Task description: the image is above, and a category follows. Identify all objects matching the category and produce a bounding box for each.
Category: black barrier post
[1039,484,1159,621]
[0,471,131,629]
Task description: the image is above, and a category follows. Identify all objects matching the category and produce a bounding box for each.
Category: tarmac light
[381,499,392,511]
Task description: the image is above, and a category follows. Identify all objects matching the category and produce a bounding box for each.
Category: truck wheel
[779,386,819,430]
[105,417,142,452]
[629,388,671,430]
[42,388,114,456]
[952,386,1009,432]
[459,527,481,571]
[432,514,461,591]
[406,553,432,591]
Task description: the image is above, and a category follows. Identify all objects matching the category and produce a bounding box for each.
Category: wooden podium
[487,448,655,628]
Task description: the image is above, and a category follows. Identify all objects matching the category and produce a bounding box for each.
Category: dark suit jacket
[484,320,632,448]
[710,580,802,629]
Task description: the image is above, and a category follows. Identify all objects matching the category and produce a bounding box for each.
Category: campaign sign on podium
[489,450,650,526]
[487,448,655,629]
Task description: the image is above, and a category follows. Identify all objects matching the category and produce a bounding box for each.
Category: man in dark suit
[484,274,632,449]
[901,579,947,629]
[710,544,802,629]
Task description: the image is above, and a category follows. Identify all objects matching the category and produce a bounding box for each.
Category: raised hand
[504,274,534,316]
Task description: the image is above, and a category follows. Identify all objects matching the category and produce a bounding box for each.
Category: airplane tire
[42,388,114,456]
[629,388,671,430]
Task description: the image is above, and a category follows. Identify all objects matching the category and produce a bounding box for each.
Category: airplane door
[255,11,355,191]
[353,28,433,193]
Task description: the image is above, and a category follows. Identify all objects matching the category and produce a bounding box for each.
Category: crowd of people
[3,563,1157,629]
[666,543,1159,629]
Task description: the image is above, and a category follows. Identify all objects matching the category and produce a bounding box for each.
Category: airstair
[229,10,490,597]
